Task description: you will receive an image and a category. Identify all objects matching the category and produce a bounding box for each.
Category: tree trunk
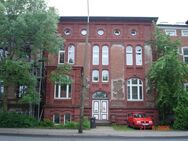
[29,102,33,116]
[2,85,8,112]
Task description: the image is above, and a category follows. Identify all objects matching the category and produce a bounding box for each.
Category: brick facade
[44,17,159,124]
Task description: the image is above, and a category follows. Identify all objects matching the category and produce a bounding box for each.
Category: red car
[127,112,153,129]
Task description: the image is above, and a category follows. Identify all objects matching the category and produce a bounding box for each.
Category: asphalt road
[0,135,188,141]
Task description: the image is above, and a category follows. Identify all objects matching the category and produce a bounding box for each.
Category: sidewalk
[0,126,188,138]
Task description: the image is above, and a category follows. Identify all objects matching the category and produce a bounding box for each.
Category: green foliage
[83,116,90,129]
[0,112,38,128]
[148,27,188,123]
[0,59,36,86]
[173,92,188,130]
[50,64,72,84]
[151,28,180,58]
[0,0,63,111]
[54,117,90,129]
[62,122,78,129]
[38,119,54,128]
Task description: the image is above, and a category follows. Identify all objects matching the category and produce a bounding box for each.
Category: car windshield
[133,113,146,118]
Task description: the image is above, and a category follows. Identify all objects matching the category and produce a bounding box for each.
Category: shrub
[63,122,78,129]
[173,94,188,130]
[0,112,38,128]
[39,119,54,128]
[83,117,90,129]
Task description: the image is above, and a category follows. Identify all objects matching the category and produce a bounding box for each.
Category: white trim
[182,46,188,63]
[53,113,61,124]
[68,45,75,64]
[127,78,143,101]
[58,50,65,64]
[92,100,108,120]
[158,26,188,30]
[136,46,143,65]
[102,45,109,65]
[102,70,109,82]
[64,113,72,124]
[181,30,188,37]
[54,83,71,99]
[92,70,99,82]
[184,83,188,91]
[92,45,99,65]
[126,46,133,65]
[164,29,177,36]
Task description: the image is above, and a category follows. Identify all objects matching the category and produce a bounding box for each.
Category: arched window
[92,70,99,82]
[126,46,133,65]
[93,45,99,65]
[64,113,71,124]
[102,70,109,82]
[136,46,142,65]
[58,45,65,64]
[53,113,61,124]
[127,78,143,101]
[54,81,72,99]
[102,45,109,65]
[68,45,75,64]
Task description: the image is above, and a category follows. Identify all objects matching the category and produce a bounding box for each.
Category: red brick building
[158,23,188,89]
[43,17,159,124]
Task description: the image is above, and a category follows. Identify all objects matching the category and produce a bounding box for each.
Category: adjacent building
[158,23,188,89]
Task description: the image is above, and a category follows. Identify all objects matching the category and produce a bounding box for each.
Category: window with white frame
[58,46,65,64]
[68,45,75,64]
[64,113,71,124]
[136,46,142,65]
[0,80,4,96]
[127,78,143,101]
[92,70,99,82]
[102,45,109,65]
[181,30,188,37]
[182,47,188,64]
[0,49,8,60]
[102,70,109,82]
[54,83,71,99]
[184,83,188,91]
[53,113,61,124]
[92,45,99,65]
[126,46,133,65]
[18,85,27,98]
[165,29,176,36]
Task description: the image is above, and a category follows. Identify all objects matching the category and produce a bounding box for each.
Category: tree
[148,28,188,123]
[0,0,63,112]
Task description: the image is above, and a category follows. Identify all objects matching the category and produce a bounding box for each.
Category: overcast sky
[47,0,187,24]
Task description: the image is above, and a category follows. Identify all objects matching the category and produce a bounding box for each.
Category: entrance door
[92,100,108,120]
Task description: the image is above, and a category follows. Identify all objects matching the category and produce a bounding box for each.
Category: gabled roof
[59,16,158,23]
